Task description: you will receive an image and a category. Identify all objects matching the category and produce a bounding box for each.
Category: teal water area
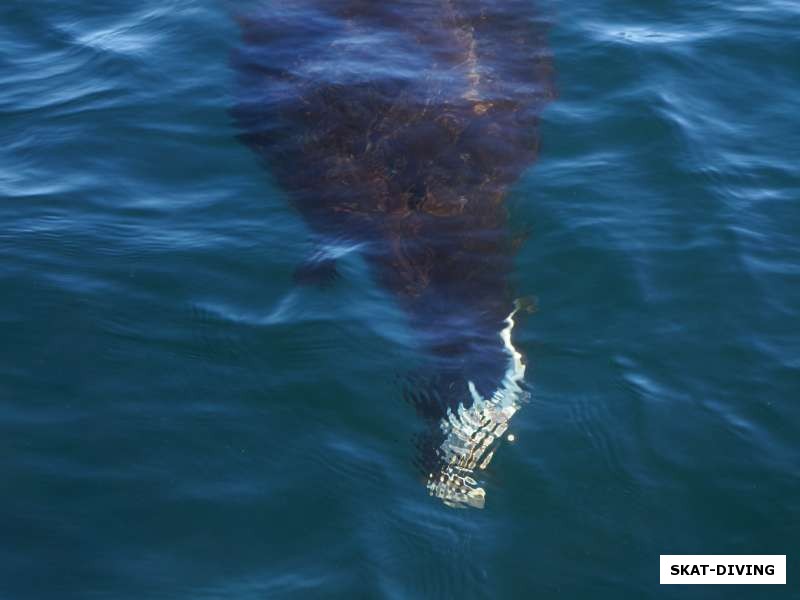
[1,0,798,598]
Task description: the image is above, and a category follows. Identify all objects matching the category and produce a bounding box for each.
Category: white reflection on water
[427,301,529,509]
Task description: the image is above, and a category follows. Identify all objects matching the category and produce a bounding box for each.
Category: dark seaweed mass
[232,0,554,412]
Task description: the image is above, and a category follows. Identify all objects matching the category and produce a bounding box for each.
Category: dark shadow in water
[229,0,555,508]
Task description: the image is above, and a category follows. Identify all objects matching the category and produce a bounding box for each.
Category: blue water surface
[1,0,798,598]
